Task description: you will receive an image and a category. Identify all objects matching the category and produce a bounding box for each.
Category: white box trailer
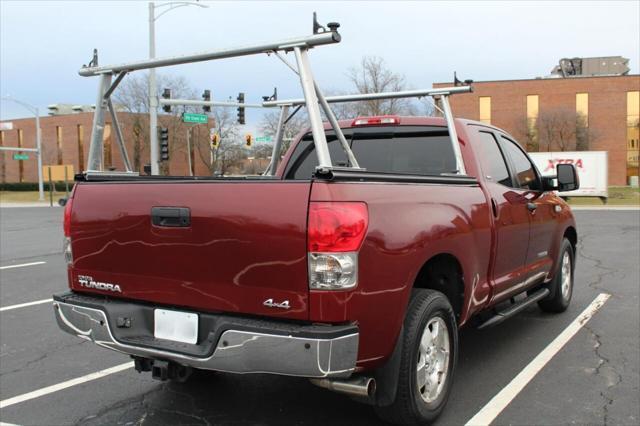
[529,151,608,200]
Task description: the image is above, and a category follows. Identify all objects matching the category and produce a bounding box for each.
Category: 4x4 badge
[263,298,290,309]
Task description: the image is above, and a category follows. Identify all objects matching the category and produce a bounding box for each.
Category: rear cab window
[284,126,456,179]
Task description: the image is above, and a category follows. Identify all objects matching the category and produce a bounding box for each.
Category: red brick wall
[435,75,640,185]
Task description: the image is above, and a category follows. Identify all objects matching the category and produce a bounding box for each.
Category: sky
[1,0,639,135]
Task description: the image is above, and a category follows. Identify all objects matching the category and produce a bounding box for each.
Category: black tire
[538,238,574,313]
[374,289,458,425]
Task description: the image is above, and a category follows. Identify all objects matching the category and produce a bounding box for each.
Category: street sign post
[255,136,272,143]
[182,113,208,124]
[13,153,29,160]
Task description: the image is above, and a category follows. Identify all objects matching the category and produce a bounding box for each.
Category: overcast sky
[1,0,639,133]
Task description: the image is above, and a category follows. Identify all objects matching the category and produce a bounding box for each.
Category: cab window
[475,131,512,187]
[500,136,540,191]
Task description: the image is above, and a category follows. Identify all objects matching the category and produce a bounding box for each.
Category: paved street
[0,207,638,425]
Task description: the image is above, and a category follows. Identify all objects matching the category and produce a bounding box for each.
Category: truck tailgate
[68,181,311,320]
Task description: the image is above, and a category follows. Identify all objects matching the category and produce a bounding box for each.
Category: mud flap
[373,325,404,407]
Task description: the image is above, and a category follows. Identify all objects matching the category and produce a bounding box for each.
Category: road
[0,207,638,425]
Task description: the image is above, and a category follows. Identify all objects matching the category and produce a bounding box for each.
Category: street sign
[255,136,272,143]
[13,153,29,160]
[182,113,208,124]
[0,122,14,131]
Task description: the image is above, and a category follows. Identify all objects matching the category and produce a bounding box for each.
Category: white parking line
[465,293,611,426]
[0,298,52,312]
[0,362,134,409]
[0,261,46,270]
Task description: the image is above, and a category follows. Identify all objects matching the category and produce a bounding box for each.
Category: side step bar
[478,288,550,330]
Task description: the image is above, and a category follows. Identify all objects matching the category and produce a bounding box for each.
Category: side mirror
[556,163,579,192]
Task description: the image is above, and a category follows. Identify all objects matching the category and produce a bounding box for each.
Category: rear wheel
[375,289,458,425]
[538,238,574,313]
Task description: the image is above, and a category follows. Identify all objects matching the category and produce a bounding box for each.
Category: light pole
[148,1,208,175]
[1,96,45,200]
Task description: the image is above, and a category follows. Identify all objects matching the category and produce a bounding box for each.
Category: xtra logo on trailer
[544,158,584,172]
[529,151,608,198]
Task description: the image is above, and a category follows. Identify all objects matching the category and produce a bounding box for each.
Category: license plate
[154,309,198,344]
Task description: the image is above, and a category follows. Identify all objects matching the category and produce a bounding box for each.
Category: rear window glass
[351,133,456,175]
[284,128,456,179]
[284,136,349,179]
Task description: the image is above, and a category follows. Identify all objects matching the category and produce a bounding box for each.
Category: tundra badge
[263,298,290,309]
[78,275,122,293]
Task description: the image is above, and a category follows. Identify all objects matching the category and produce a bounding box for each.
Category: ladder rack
[80,15,471,177]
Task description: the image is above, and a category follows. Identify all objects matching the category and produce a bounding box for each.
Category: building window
[526,95,539,151]
[576,93,589,150]
[18,129,24,182]
[56,126,63,165]
[103,124,112,169]
[479,97,491,124]
[627,91,640,179]
[77,125,85,172]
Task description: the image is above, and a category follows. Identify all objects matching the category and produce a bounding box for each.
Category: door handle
[526,202,537,213]
[151,207,191,227]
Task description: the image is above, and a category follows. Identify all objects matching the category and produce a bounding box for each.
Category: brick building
[435,72,640,186]
[0,111,216,183]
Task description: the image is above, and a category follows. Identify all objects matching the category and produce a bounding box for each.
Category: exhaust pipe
[310,376,376,399]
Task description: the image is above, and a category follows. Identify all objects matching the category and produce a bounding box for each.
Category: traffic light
[236,92,245,125]
[159,128,169,161]
[202,90,211,113]
[210,132,220,149]
[162,88,171,113]
[245,133,252,147]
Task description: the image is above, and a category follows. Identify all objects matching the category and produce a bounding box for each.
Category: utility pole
[35,109,43,200]
[148,1,208,176]
[148,2,159,175]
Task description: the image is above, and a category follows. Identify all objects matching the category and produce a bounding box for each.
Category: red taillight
[351,116,400,127]
[308,202,368,252]
[63,197,73,237]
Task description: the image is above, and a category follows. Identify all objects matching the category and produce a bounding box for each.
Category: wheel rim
[561,250,572,300]
[416,316,450,403]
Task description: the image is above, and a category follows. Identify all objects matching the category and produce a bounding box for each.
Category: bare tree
[258,108,308,158]
[346,56,415,116]
[514,118,540,152]
[194,107,243,175]
[537,107,586,152]
[513,107,599,152]
[575,113,590,151]
[113,73,197,172]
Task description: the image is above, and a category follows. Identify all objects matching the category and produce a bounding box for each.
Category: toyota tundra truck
[54,115,579,424]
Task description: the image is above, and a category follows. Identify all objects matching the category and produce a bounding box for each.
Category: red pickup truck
[54,115,579,424]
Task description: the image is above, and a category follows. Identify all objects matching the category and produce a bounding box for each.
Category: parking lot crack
[77,382,166,425]
[577,234,618,296]
[584,324,623,426]
[0,339,86,377]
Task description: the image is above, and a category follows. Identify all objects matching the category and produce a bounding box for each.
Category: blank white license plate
[154,309,198,344]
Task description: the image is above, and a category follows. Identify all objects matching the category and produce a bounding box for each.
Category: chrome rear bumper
[53,294,358,379]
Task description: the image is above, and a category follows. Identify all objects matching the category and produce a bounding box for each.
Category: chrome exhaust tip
[310,376,376,399]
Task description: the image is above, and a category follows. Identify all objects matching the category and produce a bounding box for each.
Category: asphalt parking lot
[0,207,638,426]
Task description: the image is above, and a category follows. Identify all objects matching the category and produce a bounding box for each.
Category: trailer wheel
[375,289,458,425]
